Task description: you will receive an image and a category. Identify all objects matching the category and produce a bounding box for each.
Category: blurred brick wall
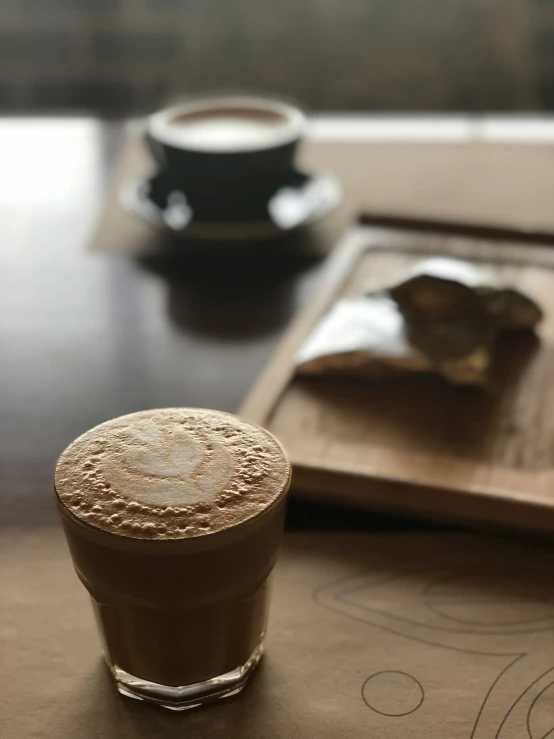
[0,0,549,112]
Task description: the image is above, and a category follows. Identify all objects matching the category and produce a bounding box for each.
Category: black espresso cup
[145,96,306,222]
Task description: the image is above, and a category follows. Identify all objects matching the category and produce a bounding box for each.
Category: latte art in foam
[111,420,233,506]
[54,408,290,540]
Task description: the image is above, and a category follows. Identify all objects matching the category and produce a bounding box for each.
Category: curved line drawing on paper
[469,655,524,739]
[362,671,424,717]
[313,543,554,738]
[526,679,554,739]
[423,571,554,628]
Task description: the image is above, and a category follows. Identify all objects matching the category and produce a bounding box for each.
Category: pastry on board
[296,257,542,387]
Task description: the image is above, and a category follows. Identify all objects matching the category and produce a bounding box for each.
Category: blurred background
[0,0,551,115]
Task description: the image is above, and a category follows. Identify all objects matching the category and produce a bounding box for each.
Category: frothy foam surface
[157,105,295,152]
[169,114,286,150]
[55,408,290,540]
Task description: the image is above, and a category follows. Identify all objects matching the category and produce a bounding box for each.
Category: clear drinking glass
[54,408,291,710]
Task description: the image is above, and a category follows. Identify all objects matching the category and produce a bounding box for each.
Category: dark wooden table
[0,117,382,530]
[12,116,549,533]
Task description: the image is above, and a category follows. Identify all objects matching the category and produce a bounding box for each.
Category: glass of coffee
[54,408,291,711]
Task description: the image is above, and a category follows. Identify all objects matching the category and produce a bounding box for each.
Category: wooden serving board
[240,223,554,534]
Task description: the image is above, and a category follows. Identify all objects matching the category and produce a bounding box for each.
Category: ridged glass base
[110,640,264,711]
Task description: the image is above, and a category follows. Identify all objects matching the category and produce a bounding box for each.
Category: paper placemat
[92,125,554,255]
[3,526,554,738]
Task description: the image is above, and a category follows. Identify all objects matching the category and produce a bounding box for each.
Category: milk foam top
[54,408,291,540]
[148,96,305,153]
